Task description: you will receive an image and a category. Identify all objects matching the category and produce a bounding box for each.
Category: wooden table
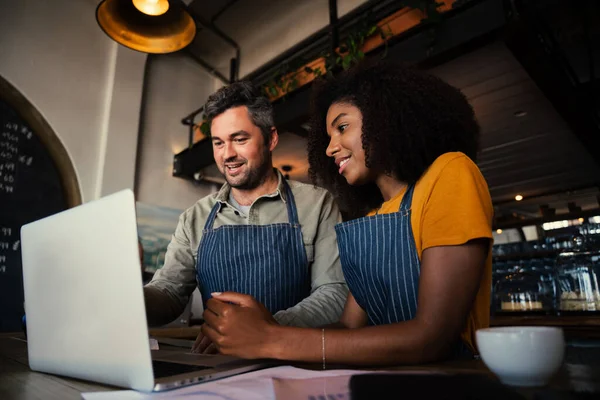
[1,331,599,400]
[0,333,112,399]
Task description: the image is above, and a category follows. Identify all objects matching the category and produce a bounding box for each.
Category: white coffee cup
[476,326,565,387]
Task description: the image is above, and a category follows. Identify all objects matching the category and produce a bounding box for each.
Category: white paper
[82,365,447,400]
[273,374,355,400]
[81,366,377,400]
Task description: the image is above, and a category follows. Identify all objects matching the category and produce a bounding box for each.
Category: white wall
[135,53,219,211]
[100,47,147,198]
[0,0,146,202]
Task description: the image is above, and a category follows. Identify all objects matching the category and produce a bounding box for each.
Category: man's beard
[224,150,273,190]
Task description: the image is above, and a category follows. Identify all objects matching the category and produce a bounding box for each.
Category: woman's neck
[375,173,407,202]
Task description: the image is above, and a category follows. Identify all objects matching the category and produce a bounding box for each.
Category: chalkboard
[0,76,81,332]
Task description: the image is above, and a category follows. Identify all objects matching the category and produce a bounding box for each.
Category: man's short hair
[204,81,274,142]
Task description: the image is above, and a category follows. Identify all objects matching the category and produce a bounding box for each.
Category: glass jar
[493,260,555,314]
[555,240,600,314]
[540,257,559,310]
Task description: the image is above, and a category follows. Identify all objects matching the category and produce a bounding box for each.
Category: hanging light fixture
[132,0,169,16]
[96,0,196,54]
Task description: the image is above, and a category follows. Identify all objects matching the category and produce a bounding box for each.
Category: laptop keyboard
[152,360,211,379]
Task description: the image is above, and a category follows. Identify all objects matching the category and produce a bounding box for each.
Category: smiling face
[325,102,376,186]
[211,106,278,189]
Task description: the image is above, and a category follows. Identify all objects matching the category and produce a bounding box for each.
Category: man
[143,81,348,353]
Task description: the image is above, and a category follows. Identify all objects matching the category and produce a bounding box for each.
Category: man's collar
[216,169,288,204]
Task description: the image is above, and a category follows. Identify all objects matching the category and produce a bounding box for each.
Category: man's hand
[191,328,218,354]
[201,292,279,359]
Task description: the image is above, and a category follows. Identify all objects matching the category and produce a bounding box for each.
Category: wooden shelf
[492,249,560,262]
[491,314,600,340]
[491,315,600,327]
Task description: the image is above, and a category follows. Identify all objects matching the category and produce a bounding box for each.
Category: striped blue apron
[335,184,419,326]
[196,180,310,314]
[335,184,473,358]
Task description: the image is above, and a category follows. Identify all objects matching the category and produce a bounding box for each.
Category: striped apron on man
[196,179,310,314]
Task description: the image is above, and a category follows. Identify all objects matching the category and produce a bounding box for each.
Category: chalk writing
[0,183,14,193]
[1,131,18,142]
[1,94,70,331]
[0,224,17,274]
[2,122,33,140]
[21,126,32,139]
[0,162,15,171]
[0,172,15,181]
[4,122,18,131]
[18,155,33,166]
[0,224,13,275]
[0,141,18,154]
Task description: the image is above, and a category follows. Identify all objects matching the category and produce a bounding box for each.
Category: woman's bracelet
[322,328,326,370]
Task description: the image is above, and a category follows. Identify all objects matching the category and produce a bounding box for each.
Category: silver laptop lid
[21,189,155,392]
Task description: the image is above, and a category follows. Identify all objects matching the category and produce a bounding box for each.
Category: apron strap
[203,179,300,230]
[282,179,300,226]
[399,184,416,212]
[203,201,222,231]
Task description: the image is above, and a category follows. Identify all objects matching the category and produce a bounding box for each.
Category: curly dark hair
[307,60,480,220]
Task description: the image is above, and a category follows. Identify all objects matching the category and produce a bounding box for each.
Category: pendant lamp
[96,0,196,54]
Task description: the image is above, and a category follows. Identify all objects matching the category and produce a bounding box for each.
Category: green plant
[336,23,394,71]
[263,59,308,99]
[197,117,210,138]
[261,0,444,99]
[262,23,389,99]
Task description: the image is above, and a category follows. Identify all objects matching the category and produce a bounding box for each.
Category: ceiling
[185,0,238,73]
[429,41,600,215]
[181,0,600,225]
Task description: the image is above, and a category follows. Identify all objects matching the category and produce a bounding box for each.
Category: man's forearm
[273,283,348,327]
[143,286,187,327]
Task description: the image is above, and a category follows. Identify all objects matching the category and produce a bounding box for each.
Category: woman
[200,60,493,366]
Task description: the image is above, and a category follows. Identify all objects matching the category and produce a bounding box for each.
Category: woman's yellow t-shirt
[366,152,493,353]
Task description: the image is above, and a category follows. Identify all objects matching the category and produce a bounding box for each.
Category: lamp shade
[96,0,196,54]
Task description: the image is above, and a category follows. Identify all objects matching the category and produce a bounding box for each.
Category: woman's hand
[201,292,280,359]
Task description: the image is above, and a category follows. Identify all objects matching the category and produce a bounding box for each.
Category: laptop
[21,189,272,392]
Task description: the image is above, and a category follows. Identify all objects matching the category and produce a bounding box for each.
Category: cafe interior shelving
[491,214,600,338]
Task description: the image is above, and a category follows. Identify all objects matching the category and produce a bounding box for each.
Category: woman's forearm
[265,320,452,366]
